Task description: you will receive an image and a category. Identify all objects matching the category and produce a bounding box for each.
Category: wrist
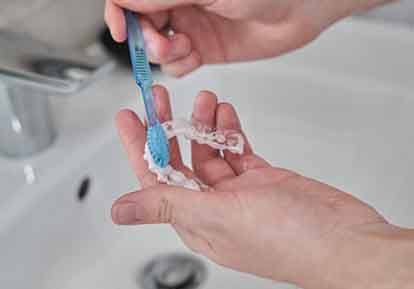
[318,223,414,289]
[350,0,396,13]
[301,0,395,34]
[338,0,395,17]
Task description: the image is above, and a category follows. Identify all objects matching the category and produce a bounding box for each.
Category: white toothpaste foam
[144,118,245,191]
[144,144,201,190]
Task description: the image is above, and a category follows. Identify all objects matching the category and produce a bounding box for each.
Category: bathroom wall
[361,0,414,27]
[0,0,105,48]
[0,0,412,49]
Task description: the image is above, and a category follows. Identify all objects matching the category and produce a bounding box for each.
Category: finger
[105,0,127,42]
[146,11,170,30]
[216,103,270,175]
[161,50,202,77]
[141,18,192,65]
[116,109,158,188]
[111,184,212,226]
[111,0,208,13]
[152,85,188,172]
[191,92,236,186]
[191,90,218,162]
[215,168,298,192]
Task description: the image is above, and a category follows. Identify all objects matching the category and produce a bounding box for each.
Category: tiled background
[362,0,414,26]
[0,0,412,48]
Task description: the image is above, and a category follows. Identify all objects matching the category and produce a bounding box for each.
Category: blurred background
[0,1,413,289]
[0,0,413,48]
[0,0,104,48]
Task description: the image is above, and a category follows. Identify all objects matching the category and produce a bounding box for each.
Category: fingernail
[114,202,138,224]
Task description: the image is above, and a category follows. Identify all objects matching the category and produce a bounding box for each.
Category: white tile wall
[0,0,105,48]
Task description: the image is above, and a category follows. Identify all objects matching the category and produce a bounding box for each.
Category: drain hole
[140,253,207,289]
[77,177,91,202]
[155,261,196,289]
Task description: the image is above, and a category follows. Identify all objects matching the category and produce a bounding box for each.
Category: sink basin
[1,19,413,289]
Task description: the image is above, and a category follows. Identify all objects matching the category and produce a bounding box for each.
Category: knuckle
[157,197,176,224]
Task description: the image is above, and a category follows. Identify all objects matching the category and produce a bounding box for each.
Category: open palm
[112,85,386,285]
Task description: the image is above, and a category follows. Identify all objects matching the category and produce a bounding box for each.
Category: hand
[105,0,390,77]
[110,85,414,288]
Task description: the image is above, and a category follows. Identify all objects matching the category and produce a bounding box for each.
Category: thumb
[111,0,210,13]
[111,184,209,226]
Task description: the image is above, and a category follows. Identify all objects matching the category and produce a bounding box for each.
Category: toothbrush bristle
[147,123,170,168]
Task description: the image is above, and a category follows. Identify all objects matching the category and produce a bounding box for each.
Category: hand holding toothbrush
[111,85,414,289]
[105,0,392,77]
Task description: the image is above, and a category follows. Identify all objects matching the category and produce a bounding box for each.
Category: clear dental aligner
[143,118,245,191]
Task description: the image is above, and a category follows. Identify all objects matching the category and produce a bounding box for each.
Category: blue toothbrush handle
[141,85,159,126]
[125,10,159,127]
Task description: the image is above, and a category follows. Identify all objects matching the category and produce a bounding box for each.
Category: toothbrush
[125,10,170,168]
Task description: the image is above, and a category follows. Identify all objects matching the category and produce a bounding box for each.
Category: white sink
[1,19,413,289]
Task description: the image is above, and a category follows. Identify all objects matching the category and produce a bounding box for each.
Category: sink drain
[139,253,207,289]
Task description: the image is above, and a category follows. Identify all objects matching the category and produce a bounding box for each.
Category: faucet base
[0,82,56,158]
